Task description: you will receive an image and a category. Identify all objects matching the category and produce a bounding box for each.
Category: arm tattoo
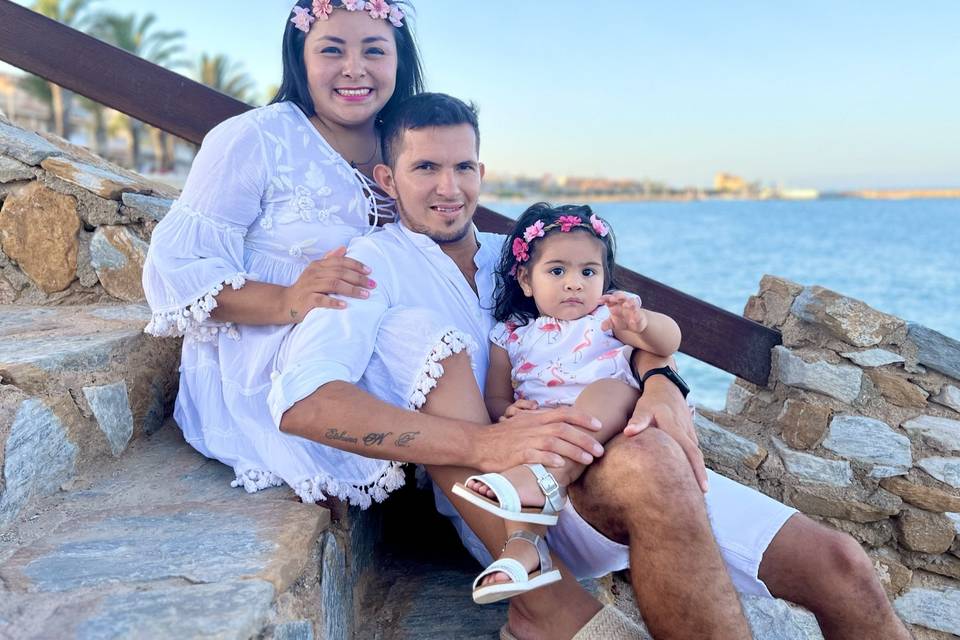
[324,428,358,445]
[395,431,420,448]
[363,432,393,447]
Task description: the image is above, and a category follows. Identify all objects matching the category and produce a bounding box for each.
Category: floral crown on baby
[509,213,609,276]
[291,0,405,33]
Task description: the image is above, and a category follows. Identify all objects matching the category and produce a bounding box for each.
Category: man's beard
[395,195,474,244]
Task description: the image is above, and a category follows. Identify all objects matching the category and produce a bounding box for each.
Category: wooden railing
[0,0,781,386]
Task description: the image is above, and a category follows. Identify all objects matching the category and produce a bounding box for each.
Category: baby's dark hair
[492,203,619,325]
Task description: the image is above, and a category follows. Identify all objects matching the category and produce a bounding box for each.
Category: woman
[143,0,422,506]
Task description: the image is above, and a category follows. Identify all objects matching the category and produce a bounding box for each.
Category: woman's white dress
[142,101,404,507]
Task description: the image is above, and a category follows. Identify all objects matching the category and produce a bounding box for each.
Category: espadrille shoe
[499,605,647,640]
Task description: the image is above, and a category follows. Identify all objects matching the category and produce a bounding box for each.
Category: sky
[4,0,960,190]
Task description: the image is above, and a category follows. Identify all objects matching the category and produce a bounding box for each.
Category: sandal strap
[463,472,521,512]
[473,558,529,590]
[504,530,553,573]
[525,464,567,514]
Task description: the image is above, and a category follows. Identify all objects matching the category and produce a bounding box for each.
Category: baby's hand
[501,399,540,420]
[600,292,647,335]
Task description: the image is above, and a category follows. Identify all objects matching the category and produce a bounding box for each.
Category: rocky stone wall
[697,275,960,638]
[0,114,176,305]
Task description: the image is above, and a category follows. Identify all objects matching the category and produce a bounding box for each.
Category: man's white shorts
[435,468,797,598]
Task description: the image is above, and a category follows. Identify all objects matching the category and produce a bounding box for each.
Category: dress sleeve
[142,113,268,341]
[489,320,514,349]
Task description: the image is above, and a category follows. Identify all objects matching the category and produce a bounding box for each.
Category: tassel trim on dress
[144,273,248,342]
[231,461,406,510]
[407,329,475,410]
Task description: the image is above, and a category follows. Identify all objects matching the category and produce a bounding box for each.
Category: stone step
[0,304,179,529]
[0,422,332,640]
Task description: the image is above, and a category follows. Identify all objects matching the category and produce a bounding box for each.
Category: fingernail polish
[368,279,377,288]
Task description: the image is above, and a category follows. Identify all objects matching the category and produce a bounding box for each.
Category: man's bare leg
[421,351,602,639]
[759,514,911,640]
[570,430,752,640]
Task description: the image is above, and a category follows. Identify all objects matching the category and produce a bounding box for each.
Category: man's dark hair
[379,93,480,167]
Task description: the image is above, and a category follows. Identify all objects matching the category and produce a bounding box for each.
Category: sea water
[485,198,960,408]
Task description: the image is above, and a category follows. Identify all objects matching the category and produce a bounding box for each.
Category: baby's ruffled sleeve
[489,321,514,349]
[142,114,268,341]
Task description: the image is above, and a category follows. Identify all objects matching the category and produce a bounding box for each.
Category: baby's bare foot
[466,466,548,508]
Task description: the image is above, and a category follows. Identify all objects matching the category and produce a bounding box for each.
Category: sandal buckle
[537,474,560,499]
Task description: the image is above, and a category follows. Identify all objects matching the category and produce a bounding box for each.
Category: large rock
[773,438,852,487]
[693,413,767,470]
[744,275,804,327]
[0,120,62,165]
[0,182,80,293]
[773,347,863,404]
[784,486,901,523]
[38,171,123,226]
[894,587,960,636]
[82,382,133,457]
[40,156,142,200]
[0,156,34,183]
[867,370,929,408]
[121,192,174,222]
[932,385,960,414]
[90,226,148,301]
[840,348,905,368]
[903,415,960,454]
[918,457,960,489]
[897,507,956,554]
[869,551,912,597]
[776,398,831,449]
[0,390,78,529]
[880,476,960,513]
[790,286,904,347]
[821,415,912,477]
[908,323,960,381]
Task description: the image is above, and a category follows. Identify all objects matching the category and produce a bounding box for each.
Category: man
[271,93,909,640]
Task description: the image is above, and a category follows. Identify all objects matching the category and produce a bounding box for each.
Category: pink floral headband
[510,214,609,273]
[291,0,405,33]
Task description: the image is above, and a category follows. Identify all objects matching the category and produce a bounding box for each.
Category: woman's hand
[283,246,376,323]
[500,398,540,420]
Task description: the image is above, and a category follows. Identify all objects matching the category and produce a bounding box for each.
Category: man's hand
[473,407,604,473]
[625,376,708,493]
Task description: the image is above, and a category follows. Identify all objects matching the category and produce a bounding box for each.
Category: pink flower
[290,6,315,32]
[508,264,518,278]
[388,4,405,27]
[558,215,581,232]
[312,0,333,20]
[366,0,390,19]
[523,220,545,242]
[343,0,365,9]
[589,214,609,237]
[512,237,529,263]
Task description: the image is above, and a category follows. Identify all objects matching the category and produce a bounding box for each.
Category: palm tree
[196,53,256,103]
[31,0,101,139]
[92,12,185,171]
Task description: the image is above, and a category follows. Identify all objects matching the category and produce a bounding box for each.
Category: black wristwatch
[640,366,690,399]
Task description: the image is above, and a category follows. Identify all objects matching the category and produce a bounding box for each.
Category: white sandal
[452,464,567,525]
[472,530,562,605]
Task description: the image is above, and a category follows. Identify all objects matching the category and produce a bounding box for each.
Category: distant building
[714,172,748,193]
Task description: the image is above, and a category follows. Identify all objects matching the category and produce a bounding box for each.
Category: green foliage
[195,53,256,103]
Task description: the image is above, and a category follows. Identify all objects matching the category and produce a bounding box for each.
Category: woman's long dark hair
[270,0,424,125]
[492,203,620,325]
